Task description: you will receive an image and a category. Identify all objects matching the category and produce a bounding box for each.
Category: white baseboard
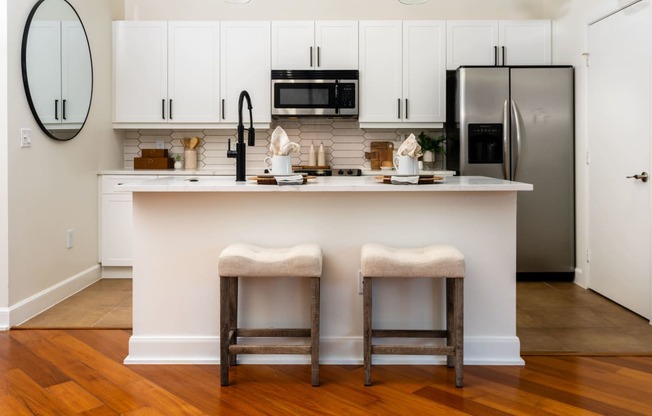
[125,335,523,365]
[0,309,9,331]
[8,265,101,327]
[101,266,133,279]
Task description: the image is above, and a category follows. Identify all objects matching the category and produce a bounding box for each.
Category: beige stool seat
[362,243,465,387]
[218,243,322,387]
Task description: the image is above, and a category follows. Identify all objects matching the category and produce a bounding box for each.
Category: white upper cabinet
[499,20,551,66]
[272,21,358,70]
[220,21,271,124]
[446,20,551,69]
[113,21,221,125]
[359,20,445,126]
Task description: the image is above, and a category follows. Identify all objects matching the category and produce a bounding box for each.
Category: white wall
[124,0,551,20]
[1,1,9,327]
[5,0,124,321]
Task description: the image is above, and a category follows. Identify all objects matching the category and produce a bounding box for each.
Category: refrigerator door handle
[511,100,523,180]
[502,99,509,180]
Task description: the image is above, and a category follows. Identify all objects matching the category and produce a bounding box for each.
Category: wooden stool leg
[310,276,320,387]
[220,276,232,386]
[446,278,454,368]
[363,276,373,386]
[453,278,464,388]
[229,277,238,366]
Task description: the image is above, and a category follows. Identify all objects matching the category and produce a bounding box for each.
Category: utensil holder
[184,149,198,170]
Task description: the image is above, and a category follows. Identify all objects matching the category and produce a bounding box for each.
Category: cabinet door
[26,20,61,125]
[499,20,551,66]
[113,22,167,123]
[446,20,499,70]
[61,21,92,125]
[101,193,134,267]
[168,22,221,123]
[403,21,446,123]
[221,21,271,123]
[271,21,314,69]
[359,21,402,123]
[315,21,358,69]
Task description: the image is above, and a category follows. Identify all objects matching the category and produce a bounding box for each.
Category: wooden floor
[3,330,652,415]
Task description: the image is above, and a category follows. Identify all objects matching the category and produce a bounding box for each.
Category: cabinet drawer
[102,175,156,194]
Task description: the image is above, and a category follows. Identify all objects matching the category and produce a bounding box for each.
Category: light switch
[20,128,32,148]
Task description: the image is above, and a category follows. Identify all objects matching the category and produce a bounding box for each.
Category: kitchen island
[120,176,532,366]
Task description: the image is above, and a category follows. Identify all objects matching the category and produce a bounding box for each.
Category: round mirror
[21,0,93,141]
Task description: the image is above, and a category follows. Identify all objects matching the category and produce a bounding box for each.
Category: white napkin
[270,126,301,156]
[391,175,419,185]
[397,134,423,158]
[275,174,304,185]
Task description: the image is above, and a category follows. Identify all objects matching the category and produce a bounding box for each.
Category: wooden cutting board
[365,142,395,170]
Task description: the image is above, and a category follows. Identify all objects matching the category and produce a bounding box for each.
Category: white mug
[393,155,419,175]
[264,155,293,175]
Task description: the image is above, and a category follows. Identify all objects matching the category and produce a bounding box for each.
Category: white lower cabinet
[100,175,156,266]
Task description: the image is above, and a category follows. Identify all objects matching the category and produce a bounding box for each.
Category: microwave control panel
[337,83,357,109]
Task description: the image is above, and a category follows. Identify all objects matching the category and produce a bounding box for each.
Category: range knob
[347,169,353,175]
[338,169,344,175]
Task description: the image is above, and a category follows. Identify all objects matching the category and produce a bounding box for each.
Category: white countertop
[119,175,533,192]
[100,169,456,176]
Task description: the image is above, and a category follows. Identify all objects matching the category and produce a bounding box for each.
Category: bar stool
[361,243,465,387]
[218,243,322,386]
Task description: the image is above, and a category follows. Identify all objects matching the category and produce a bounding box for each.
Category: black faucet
[227,90,255,181]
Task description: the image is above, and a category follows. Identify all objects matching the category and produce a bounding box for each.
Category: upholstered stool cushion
[361,244,465,278]
[218,244,322,278]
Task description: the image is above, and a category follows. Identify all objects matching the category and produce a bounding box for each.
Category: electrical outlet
[66,229,74,249]
[155,140,165,149]
[358,270,363,294]
[20,128,32,148]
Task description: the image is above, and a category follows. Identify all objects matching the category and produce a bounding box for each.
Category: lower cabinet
[100,175,156,266]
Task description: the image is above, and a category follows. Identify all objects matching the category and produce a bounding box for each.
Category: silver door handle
[502,100,509,180]
[627,172,649,182]
[511,100,523,180]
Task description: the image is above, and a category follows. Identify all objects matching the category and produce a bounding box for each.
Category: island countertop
[119,175,533,193]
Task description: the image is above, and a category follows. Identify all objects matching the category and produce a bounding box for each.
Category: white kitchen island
[120,175,532,366]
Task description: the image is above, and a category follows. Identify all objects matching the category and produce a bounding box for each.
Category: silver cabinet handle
[627,172,649,182]
[502,100,509,180]
[511,100,523,180]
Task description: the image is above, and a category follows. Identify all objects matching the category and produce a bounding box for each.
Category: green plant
[417,131,446,154]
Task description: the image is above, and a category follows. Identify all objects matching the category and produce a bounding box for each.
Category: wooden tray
[376,175,445,184]
[248,176,314,185]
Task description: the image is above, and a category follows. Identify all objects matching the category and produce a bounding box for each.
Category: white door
[113,21,167,123]
[271,21,314,70]
[315,21,358,69]
[168,21,220,123]
[403,21,446,123]
[588,0,651,319]
[446,20,499,70]
[499,20,551,66]
[221,21,271,123]
[359,21,402,123]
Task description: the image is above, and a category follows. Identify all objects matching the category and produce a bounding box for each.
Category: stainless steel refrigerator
[447,66,575,279]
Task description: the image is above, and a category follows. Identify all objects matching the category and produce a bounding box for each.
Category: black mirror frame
[21,0,94,141]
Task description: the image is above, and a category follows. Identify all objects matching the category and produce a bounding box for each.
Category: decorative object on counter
[218,243,323,386]
[365,142,395,170]
[361,243,465,388]
[182,137,200,170]
[376,174,445,185]
[248,174,314,185]
[393,155,419,175]
[173,154,182,170]
[318,142,326,166]
[134,149,174,170]
[309,142,317,166]
[263,155,293,175]
[270,126,301,157]
[417,131,446,171]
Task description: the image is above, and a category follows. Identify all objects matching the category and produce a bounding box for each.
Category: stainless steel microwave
[271,70,358,117]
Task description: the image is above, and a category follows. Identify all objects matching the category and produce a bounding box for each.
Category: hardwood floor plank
[5,330,652,415]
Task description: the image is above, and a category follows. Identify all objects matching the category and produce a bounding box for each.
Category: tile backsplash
[123,119,445,172]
